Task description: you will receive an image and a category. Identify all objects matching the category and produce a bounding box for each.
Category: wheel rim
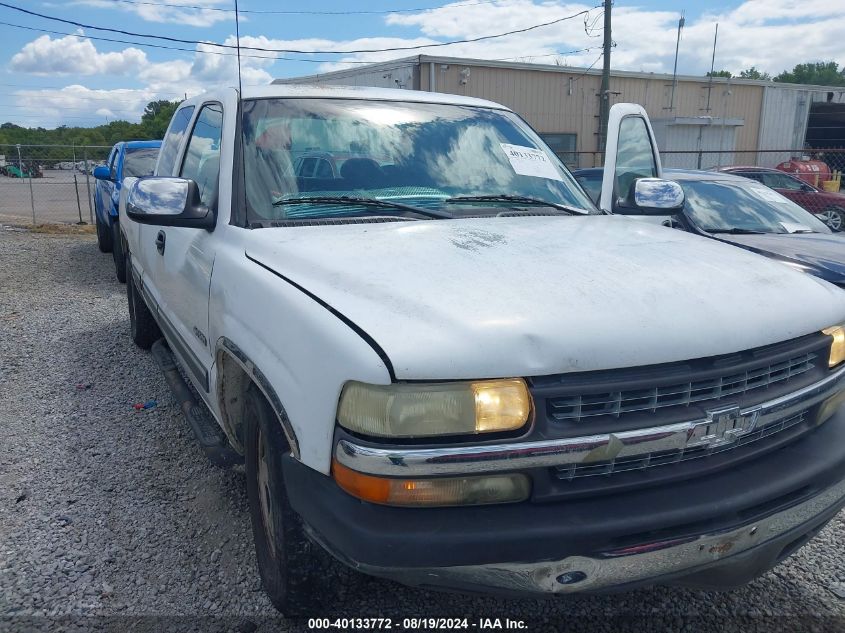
[257,426,277,559]
[820,208,843,231]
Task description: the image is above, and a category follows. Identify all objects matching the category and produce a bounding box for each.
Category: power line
[0,104,144,113]
[1,19,604,69]
[570,52,604,82]
[497,45,605,62]
[0,2,600,55]
[0,82,185,96]
[0,19,385,63]
[100,0,503,15]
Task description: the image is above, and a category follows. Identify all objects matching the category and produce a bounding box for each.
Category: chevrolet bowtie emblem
[687,405,761,450]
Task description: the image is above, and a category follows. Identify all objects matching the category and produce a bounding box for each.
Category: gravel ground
[0,228,844,633]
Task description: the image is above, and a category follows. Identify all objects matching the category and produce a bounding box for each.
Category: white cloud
[12,84,156,127]
[68,0,233,28]
[10,33,148,76]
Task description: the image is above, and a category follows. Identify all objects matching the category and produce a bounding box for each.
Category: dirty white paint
[246,214,845,382]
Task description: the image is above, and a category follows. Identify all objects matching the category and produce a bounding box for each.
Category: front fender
[208,236,392,474]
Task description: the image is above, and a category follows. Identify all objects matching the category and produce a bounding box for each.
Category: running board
[151,338,242,468]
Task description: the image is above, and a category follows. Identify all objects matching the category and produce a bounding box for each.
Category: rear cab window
[123,148,160,178]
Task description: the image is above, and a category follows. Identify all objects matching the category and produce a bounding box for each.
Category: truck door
[132,105,195,301]
[141,102,223,396]
[599,104,680,227]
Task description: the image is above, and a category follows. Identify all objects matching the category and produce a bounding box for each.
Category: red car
[715,166,845,231]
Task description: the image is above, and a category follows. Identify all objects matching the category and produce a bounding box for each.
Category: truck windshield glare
[240,98,596,222]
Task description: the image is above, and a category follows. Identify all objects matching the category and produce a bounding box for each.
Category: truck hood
[714,232,845,285]
[245,216,845,380]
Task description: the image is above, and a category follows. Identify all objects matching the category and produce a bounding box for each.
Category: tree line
[0,100,180,162]
[707,61,845,85]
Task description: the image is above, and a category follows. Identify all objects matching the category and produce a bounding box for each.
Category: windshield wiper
[273,196,452,220]
[705,227,767,235]
[445,194,587,215]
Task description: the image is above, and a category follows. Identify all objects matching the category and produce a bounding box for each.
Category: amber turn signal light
[332,459,530,507]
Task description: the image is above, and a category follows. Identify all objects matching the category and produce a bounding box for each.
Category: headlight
[337,379,531,438]
[822,324,845,368]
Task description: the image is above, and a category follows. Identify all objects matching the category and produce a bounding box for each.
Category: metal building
[275,55,845,169]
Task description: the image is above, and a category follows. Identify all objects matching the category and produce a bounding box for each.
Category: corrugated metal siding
[280,58,845,167]
[426,64,764,156]
[757,86,811,167]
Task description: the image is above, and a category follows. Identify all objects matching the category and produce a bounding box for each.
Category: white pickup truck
[119,85,845,615]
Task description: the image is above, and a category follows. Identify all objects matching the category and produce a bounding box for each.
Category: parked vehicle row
[1,163,42,178]
[715,166,845,231]
[573,167,845,288]
[112,87,845,616]
[92,140,162,283]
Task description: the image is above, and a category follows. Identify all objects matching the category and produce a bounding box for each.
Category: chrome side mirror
[619,178,685,214]
[126,177,214,229]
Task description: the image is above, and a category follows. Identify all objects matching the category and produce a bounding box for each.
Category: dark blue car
[93,140,161,281]
[573,167,845,289]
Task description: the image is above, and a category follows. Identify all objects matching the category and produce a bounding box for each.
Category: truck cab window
[614,116,657,202]
[180,103,223,209]
[157,106,195,177]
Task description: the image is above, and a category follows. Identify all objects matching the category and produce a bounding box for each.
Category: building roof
[275,54,845,93]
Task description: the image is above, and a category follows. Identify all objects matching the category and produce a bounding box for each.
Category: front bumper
[341,475,845,595]
[283,405,845,595]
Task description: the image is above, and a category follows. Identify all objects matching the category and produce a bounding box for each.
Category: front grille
[548,353,817,423]
[552,409,809,481]
[529,333,830,440]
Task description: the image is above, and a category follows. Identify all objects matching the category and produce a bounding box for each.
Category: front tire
[244,385,345,616]
[819,206,845,232]
[126,251,161,349]
[111,221,127,283]
[96,215,113,253]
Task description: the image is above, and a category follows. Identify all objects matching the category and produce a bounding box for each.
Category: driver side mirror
[616,178,685,214]
[126,177,214,230]
[92,165,112,181]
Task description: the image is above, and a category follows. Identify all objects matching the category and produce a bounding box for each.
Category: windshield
[241,98,595,222]
[124,148,160,178]
[678,179,831,234]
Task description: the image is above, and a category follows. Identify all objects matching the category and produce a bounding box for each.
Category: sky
[0,0,843,128]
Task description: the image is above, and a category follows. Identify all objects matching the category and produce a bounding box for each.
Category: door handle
[155,230,166,255]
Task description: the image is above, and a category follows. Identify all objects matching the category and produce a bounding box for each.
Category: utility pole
[597,0,612,154]
[668,13,685,112]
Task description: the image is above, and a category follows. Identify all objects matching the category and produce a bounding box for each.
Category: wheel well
[216,345,298,457]
[217,350,252,453]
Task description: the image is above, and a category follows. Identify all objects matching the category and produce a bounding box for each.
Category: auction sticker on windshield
[500,143,563,182]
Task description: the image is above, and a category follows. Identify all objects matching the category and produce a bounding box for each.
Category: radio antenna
[234,0,249,226]
[234,0,244,97]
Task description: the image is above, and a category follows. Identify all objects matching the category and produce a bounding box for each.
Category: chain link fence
[0,144,111,225]
[570,148,845,173]
[2,143,845,225]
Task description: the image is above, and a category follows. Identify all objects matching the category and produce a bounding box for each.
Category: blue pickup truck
[93,140,161,281]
